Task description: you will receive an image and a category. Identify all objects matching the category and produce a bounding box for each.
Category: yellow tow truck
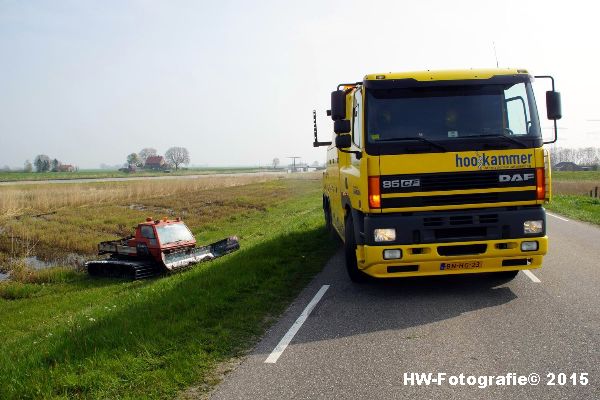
[313,69,562,282]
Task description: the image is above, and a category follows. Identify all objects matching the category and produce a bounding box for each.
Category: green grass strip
[546,194,600,226]
[0,183,337,399]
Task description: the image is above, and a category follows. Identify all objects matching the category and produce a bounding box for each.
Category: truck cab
[127,218,197,259]
[315,69,562,282]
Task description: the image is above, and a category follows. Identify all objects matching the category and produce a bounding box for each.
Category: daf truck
[313,69,561,282]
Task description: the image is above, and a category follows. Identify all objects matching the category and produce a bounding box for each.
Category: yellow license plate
[440,261,482,270]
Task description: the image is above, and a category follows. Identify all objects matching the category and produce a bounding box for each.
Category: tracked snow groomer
[86,217,239,279]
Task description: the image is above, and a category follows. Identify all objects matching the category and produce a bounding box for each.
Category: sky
[1,0,599,169]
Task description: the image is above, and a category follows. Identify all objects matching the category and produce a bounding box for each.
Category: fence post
[595,186,598,198]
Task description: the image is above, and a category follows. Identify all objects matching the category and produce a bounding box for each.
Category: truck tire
[323,197,333,232]
[344,215,368,283]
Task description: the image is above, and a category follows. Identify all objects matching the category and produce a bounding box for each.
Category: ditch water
[0,254,87,281]
[24,254,87,270]
[24,256,55,269]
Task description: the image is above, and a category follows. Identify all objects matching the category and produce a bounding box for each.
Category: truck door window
[140,225,155,239]
[353,89,362,148]
[504,83,530,135]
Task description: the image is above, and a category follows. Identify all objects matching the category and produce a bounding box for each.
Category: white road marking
[523,269,541,283]
[547,212,569,222]
[265,285,330,364]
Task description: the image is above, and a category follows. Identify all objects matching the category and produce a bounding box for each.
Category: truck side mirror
[335,134,352,149]
[546,91,562,120]
[334,119,351,134]
[331,90,346,120]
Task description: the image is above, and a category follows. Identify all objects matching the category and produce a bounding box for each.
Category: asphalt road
[211,213,599,399]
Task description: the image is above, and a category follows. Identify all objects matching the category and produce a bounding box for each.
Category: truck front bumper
[357,236,547,278]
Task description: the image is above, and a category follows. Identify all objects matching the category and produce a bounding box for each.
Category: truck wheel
[323,198,333,232]
[344,215,368,283]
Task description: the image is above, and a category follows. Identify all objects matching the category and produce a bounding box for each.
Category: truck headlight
[524,220,543,234]
[521,241,539,251]
[374,228,396,242]
[383,249,402,259]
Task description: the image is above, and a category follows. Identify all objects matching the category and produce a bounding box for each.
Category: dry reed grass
[0,174,319,263]
[0,173,285,218]
[552,180,600,196]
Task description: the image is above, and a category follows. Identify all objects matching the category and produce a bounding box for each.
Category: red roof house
[145,156,166,170]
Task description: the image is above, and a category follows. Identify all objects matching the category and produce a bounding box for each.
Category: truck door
[339,89,363,227]
[327,140,345,235]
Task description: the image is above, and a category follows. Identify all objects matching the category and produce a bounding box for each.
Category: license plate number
[440,261,482,270]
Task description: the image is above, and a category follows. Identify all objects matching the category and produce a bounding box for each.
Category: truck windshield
[156,224,194,245]
[366,82,541,146]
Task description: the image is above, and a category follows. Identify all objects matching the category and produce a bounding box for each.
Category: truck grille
[424,214,498,227]
[379,168,537,208]
[381,190,537,208]
[380,168,536,193]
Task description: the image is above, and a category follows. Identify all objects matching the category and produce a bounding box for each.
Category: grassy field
[552,170,600,182]
[552,171,600,196]
[0,176,337,399]
[0,174,286,260]
[549,171,600,225]
[0,167,274,182]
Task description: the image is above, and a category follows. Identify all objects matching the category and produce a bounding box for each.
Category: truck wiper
[466,134,527,148]
[376,137,447,152]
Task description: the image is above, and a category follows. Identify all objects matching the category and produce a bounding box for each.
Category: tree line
[125,147,190,171]
[549,146,600,168]
[24,155,78,173]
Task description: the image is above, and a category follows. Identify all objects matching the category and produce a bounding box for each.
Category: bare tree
[34,154,51,172]
[139,148,157,163]
[550,146,600,167]
[165,147,190,170]
[272,157,280,169]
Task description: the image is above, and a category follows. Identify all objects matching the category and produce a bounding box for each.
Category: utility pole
[287,156,301,172]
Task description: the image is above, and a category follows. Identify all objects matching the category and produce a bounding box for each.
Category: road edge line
[547,212,569,222]
[264,284,330,364]
[523,269,541,283]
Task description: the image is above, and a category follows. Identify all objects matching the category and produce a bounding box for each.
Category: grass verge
[546,194,600,226]
[0,179,338,399]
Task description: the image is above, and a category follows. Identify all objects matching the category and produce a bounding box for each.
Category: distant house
[553,162,583,171]
[57,164,75,172]
[145,156,166,170]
